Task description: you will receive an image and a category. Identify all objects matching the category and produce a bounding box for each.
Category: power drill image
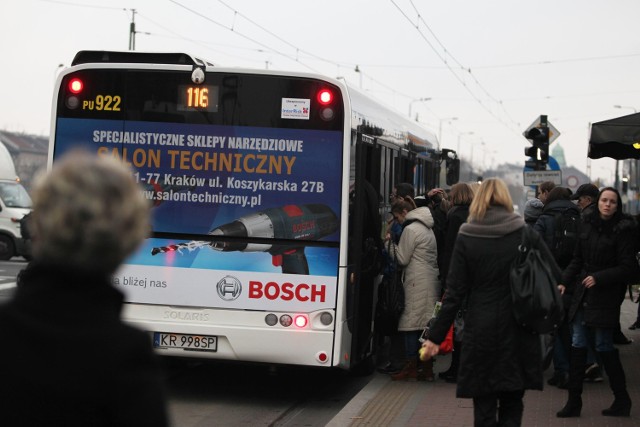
[151,204,339,275]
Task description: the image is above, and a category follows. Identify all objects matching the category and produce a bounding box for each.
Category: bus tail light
[320,312,333,326]
[279,314,293,327]
[294,315,308,328]
[320,107,335,121]
[265,313,278,326]
[317,89,333,105]
[68,78,84,94]
[264,313,310,328]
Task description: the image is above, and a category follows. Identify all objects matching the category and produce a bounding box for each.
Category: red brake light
[294,315,308,328]
[68,78,84,94]
[317,89,333,105]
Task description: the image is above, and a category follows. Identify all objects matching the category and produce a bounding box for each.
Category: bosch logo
[249,280,326,302]
[217,276,242,301]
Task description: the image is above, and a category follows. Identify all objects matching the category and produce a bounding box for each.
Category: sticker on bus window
[281,98,310,120]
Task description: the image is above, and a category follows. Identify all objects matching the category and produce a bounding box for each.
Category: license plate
[153,332,217,352]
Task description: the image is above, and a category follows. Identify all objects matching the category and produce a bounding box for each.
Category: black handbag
[509,226,564,334]
[374,241,405,336]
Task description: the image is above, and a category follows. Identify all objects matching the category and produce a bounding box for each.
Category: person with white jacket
[387,199,441,381]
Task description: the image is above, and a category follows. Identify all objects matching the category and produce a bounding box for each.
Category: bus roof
[72,50,214,68]
[69,50,439,152]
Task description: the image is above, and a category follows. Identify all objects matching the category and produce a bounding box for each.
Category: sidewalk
[329,296,640,427]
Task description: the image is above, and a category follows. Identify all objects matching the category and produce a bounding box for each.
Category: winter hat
[523,198,544,224]
[570,183,599,200]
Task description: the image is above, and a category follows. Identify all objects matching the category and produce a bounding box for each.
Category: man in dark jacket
[571,183,599,218]
[533,187,580,388]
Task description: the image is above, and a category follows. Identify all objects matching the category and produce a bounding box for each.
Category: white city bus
[49,50,458,371]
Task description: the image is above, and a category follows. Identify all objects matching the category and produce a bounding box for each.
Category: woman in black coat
[556,187,637,418]
[0,152,168,427]
[438,182,474,383]
[440,182,474,290]
[421,178,543,427]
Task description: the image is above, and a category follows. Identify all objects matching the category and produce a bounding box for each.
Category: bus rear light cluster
[317,88,336,121]
[264,312,332,328]
[64,77,84,110]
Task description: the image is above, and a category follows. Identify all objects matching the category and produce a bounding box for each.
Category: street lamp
[354,65,362,89]
[468,139,484,181]
[480,143,497,173]
[408,97,431,121]
[613,105,638,113]
[438,117,458,151]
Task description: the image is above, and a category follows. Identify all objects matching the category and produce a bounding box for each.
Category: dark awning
[588,112,640,160]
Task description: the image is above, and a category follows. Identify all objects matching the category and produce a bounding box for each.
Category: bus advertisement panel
[53,87,344,314]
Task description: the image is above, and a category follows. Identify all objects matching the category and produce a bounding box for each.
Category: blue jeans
[403,330,422,359]
[571,308,614,352]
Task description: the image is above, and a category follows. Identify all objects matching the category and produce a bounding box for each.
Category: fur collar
[458,206,524,238]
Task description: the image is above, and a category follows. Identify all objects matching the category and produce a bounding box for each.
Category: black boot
[557,346,587,418]
[599,349,632,417]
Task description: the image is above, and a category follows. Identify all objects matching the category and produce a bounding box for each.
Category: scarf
[458,206,524,238]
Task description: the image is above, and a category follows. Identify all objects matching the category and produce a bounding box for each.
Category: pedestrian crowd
[376,177,640,426]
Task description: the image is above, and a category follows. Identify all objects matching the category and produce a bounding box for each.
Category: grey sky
[2,0,639,182]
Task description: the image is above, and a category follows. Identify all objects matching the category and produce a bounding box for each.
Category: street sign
[523,155,561,188]
[523,170,562,186]
[524,116,560,144]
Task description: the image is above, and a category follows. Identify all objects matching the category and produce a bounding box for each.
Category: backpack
[551,208,579,267]
[510,226,564,334]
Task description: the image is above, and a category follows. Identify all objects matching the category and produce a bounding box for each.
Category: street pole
[128,9,137,51]
[438,117,457,151]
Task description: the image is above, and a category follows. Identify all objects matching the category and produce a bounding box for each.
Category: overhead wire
[167,0,445,109]
[39,0,634,140]
[391,0,522,135]
[167,0,321,73]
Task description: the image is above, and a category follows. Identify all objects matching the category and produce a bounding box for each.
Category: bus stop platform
[328,296,640,427]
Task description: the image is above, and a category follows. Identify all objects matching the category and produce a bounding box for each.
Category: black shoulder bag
[509,226,564,335]
[374,240,405,336]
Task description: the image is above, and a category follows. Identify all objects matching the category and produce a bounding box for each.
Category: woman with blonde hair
[421,178,543,426]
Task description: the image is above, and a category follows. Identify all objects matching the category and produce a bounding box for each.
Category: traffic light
[524,153,541,170]
[524,125,550,170]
